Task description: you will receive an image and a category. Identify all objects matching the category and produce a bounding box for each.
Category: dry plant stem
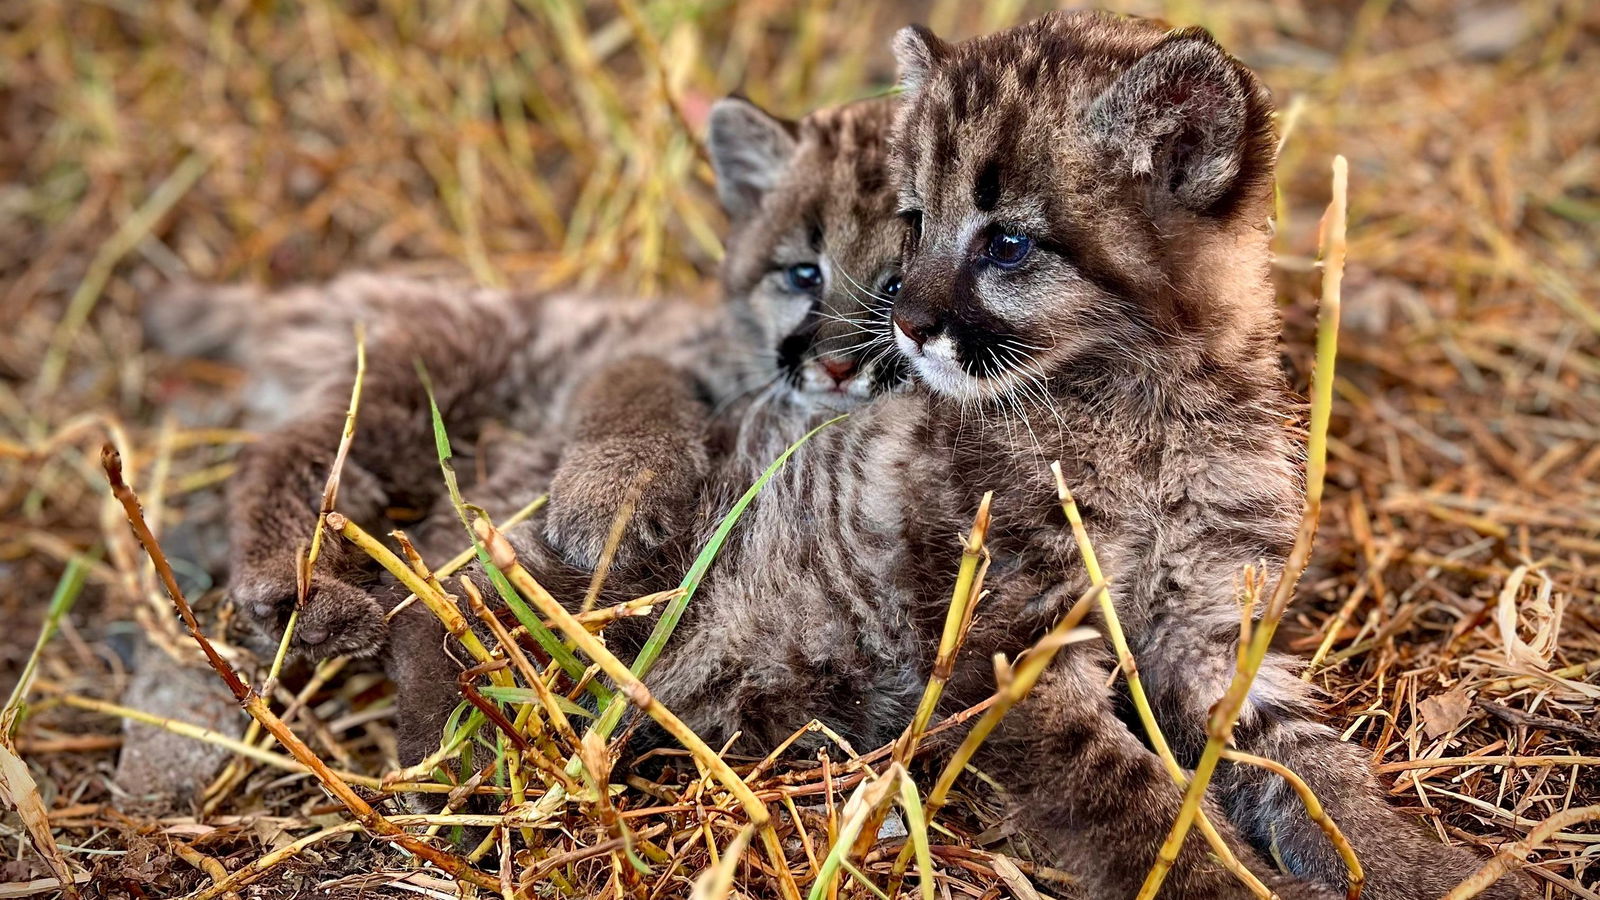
[692,824,755,900]
[1137,155,1348,900]
[456,665,533,821]
[867,493,991,859]
[187,812,562,900]
[564,589,675,631]
[0,739,80,897]
[887,584,1102,895]
[396,530,447,600]
[1374,754,1600,773]
[1441,804,1600,900]
[204,657,350,814]
[267,324,366,698]
[55,692,454,794]
[478,517,802,900]
[421,759,495,844]
[1220,750,1364,900]
[183,822,363,900]
[461,584,587,804]
[59,693,363,786]
[466,579,584,753]
[808,766,903,900]
[171,841,240,900]
[101,447,497,891]
[328,513,506,686]
[459,662,531,752]
[895,491,992,764]
[386,494,548,622]
[1477,658,1600,694]
[1052,462,1269,899]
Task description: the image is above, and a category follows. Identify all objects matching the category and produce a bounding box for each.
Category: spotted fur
[430,12,1532,899]
[160,95,911,751]
[884,13,1533,900]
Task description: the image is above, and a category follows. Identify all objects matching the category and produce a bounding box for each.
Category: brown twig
[1441,805,1600,900]
[101,445,497,891]
[170,840,241,900]
[1475,698,1600,744]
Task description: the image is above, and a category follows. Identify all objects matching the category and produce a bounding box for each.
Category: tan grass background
[1,0,1596,897]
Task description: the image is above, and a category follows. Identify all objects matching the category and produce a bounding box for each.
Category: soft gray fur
[202,94,910,764]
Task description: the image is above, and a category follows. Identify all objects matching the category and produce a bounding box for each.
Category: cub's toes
[544,496,686,570]
[229,570,298,637]
[294,579,388,660]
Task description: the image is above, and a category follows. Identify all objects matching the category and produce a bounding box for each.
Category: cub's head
[887,12,1278,404]
[710,95,908,410]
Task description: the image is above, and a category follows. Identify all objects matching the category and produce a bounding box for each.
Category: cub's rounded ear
[892,24,950,94]
[708,96,799,222]
[1087,28,1274,216]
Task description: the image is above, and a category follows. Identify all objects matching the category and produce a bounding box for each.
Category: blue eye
[985,233,1033,268]
[785,263,823,292]
[882,276,901,297]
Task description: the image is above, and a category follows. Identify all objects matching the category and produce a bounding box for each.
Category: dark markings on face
[888,11,1280,401]
[941,264,1024,379]
[974,159,1002,212]
[777,330,814,389]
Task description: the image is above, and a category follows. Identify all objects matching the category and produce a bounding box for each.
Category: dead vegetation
[1,1,1596,898]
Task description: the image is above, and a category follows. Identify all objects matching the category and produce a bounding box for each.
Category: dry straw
[2,2,1596,898]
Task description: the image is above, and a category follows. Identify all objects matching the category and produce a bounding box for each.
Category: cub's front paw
[230,566,389,661]
[544,452,695,570]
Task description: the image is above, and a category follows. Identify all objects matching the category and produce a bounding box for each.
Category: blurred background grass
[1,0,1597,896]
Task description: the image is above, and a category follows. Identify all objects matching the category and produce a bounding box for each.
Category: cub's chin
[786,382,874,412]
[784,359,908,411]
[894,330,1015,404]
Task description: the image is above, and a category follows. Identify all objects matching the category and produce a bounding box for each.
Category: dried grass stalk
[478,515,803,900]
[1441,804,1600,900]
[1054,464,1272,899]
[1138,154,1349,900]
[1220,749,1364,899]
[102,446,498,891]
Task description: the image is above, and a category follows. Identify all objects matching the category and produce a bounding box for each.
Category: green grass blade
[842,860,892,900]
[589,413,846,740]
[807,764,896,900]
[3,556,90,737]
[476,685,594,719]
[414,360,608,702]
[636,413,846,678]
[897,772,936,900]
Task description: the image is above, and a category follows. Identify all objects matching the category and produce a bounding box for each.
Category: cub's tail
[141,281,266,364]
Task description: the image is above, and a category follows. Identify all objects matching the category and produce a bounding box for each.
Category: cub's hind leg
[973,644,1336,900]
[1135,620,1536,900]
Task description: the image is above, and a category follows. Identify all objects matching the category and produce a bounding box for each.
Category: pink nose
[819,357,858,385]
